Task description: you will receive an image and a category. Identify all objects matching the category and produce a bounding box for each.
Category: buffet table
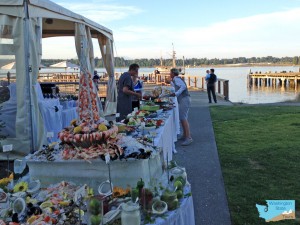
[26,152,164,191]
[27,103,179,190]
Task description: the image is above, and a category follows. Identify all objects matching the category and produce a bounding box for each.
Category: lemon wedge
[40,201,53,209]
[98,124,108,131]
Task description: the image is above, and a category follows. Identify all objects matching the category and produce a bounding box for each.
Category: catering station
[0,1,195,225]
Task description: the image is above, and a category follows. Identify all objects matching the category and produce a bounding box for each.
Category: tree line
[41,56,300,68]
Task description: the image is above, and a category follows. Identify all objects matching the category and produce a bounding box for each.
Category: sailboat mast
[183,56,185,74]
[172,43,176,68]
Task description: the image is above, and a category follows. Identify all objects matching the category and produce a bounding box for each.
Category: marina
[248,71,300,90]
[1,69,230,103]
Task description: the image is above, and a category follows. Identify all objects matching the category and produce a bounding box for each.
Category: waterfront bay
[1,65,299,104]
[107,66,300,104]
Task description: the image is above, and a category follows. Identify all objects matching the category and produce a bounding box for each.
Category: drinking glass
[14,159,26,174]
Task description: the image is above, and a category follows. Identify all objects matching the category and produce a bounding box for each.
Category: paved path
[174,90,232,225]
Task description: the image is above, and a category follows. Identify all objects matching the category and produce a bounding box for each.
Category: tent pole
[24,0,35,152]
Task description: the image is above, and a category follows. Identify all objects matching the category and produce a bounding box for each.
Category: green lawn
[210,105,300,225]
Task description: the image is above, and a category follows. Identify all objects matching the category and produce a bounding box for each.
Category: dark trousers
[132,100,140,111]
[207,84,217,103]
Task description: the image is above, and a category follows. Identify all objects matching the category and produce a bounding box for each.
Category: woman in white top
[170,68,193,146]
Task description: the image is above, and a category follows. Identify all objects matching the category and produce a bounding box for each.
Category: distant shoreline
[111,63,297,69]
[195,63,297,68]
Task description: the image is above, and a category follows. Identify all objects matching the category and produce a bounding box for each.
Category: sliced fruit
[174,176,186,186]
[58,201,70,206]
[110,132,117,139]
[40,201,53,209]
[174,180,183,190]
[89,198,101,215]
[90,215,101,225]
[27,215,37,224]
[74,126,82,134]
[98,124,108,131]
[176,190,183,199]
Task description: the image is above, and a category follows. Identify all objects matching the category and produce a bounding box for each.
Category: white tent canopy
[0,0,113,40]
[0,0,117,155]
[1,61,46,69]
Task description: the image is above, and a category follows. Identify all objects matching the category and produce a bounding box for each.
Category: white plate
[98,180,113,196]
[152,200,168,215]
[13,197,26,214]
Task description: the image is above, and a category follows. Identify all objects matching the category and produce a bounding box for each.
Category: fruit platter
[140,104,160,112]
[143,119,164,128]
[142,86,162,100]
[153,98,169,105]
[127,110,151,118]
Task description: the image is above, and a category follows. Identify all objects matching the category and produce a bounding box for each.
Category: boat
[154,43,185,77]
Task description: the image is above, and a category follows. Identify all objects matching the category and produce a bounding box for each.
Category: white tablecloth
[154,105,180,162]
[60,100,77,109]
[146,194,195,225]
[27,153,163,190]
[38,99,63,140]
[62,107,78,128]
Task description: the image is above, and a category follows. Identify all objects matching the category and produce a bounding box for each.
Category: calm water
[1,66,299,104]
[106,66,300,104]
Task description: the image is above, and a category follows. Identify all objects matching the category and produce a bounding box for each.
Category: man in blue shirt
[205,68,217,103]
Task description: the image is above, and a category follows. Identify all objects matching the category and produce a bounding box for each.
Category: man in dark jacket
[205,68,217,103]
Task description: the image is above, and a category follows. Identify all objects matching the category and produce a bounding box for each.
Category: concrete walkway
[174,90,232,225]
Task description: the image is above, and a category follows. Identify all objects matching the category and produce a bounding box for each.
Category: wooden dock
[0,71,230,101]
[249,72,300,90]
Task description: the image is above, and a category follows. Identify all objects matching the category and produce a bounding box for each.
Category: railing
[1,72,230,101]
[125,73,230,101]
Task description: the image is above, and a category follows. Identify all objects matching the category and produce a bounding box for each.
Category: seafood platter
[0,159,192,225]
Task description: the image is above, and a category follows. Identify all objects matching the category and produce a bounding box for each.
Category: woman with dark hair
[170,68,193,146]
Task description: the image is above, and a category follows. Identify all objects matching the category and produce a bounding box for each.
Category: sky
[43,0,300,60]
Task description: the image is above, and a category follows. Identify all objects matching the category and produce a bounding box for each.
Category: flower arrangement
[0,173,13,189]
[112,186,130,198]
[13,181,28,193]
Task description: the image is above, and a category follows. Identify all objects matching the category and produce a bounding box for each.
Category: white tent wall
[0,14,36,155]
[98,35,117,116]
[27,16,46,153]
[0,0,115,155]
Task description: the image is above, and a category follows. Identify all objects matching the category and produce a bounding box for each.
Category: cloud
[54,0,143,22]
[42,5,300,59]
[176,7,300,57]
[114,7,300,58]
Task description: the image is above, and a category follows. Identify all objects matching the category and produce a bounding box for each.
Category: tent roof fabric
[49,61,79,68]
[1,61,16,70]
[0,0,113,40]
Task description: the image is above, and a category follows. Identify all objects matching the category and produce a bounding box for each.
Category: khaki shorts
[178,96,191,120]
